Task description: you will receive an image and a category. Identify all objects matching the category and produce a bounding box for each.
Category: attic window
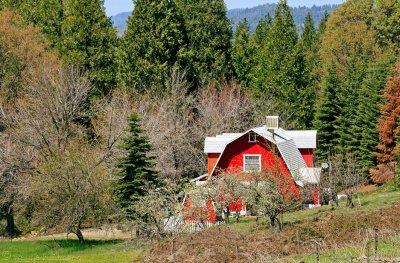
[249,132,257,143]
[244,155,261,172]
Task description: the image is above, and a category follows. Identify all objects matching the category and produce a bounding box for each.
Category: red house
[195,116,321,202]
[185,117,321,222]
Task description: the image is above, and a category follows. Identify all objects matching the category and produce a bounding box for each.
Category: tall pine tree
[251,0,298,111]
[313,64,341,161]
[232,19,255,88]
[117,0,185,91]
[251,0,318,129]
[291,13,318,128]
[1,0,118,95]
[176,0,232,87]
[60,0,118,95]
[115,112,158,214]
[333,56,368,153]
[252,13,272,48]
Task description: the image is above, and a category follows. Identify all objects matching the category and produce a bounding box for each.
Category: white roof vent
[266,116,279,130]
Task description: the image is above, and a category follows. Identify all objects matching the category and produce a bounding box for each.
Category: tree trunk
[346,193,354,207]
[277,217,283,231]
[225,208,230,224]
[270,216,276,228]
[74,227,85,243]
[332,192,339,206]
[6,209,15,238]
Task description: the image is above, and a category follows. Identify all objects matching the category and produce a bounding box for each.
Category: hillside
[142,184,400,262]
[110,4,340,35]
[2,184,400,262]
[228,4,340,32]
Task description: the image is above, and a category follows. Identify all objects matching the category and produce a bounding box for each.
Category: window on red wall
[244,155,261,172]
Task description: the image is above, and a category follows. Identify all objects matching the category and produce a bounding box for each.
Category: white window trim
[243,154,262,172]
[248,132,257,143]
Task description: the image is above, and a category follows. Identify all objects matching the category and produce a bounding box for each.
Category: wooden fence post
[374,228,378,257]
[172,238,176,263]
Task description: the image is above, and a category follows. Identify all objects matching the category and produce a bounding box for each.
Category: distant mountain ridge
[111,11,131,35]
[110,3,340,36]
[228,4,340,32]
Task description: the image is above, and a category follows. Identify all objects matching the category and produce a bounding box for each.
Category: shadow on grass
[39,239,124,253]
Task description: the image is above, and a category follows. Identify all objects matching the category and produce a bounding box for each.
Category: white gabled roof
[204,135,241,153]
[204,126,317,154]
[283,130,317,149]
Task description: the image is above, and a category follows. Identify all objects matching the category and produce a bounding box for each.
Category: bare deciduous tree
[130,177,186,238]
[247,169,299,231]
[32,144,114,243]
[325,152,363,207]
[0,65,118,241]
[130,70,255,179]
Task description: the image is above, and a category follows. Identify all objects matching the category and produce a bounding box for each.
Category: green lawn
[228,183,400,235]
[294,234,400,263]
[0,239,146,263]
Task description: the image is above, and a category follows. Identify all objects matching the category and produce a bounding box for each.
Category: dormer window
[249,131,257,143]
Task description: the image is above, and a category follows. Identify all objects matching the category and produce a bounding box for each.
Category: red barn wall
[207,153,220,175]
[300,148,314,168]
[213,134,289,177]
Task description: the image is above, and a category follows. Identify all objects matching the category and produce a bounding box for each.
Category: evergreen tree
[252,0,298,124]
[333,57,368,153]
[60,0,118,95]
[301,13,317,51]
[350,57,393,172]
[252,0,317,128]
[317,11,329,37]
[232,19,255,88]
[291,13,318,128]
[7,0,64,49]
[176,0,232,87]
[115,112,158,214]
[117,0,184,91]
[313,64,341,161]
[1,0,118,95]
[252,13,272,48]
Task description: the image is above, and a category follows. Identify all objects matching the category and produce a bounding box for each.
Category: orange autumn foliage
[371,63,400,183]
[0,9,62,100]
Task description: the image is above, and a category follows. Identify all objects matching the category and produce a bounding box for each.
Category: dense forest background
[111,3,340,35]
[1,0,400,240]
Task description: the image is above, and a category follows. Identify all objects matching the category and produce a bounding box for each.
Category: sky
[104,0,345,16]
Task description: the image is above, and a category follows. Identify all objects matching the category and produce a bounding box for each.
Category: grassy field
[1,182,400,262]
[0,239,147,263]
[228,182,400,235]
[293,233,400,263]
